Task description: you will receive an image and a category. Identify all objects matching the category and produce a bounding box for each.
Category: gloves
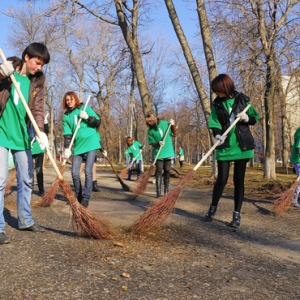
[0,61,14,77]
[236,111,249,123]
[64,148,72,159]
[102,150,107,157]
[169,119,175,126]
[159,141,164,147]
[215,134,226,145]
[139,149,143,153]
[79,111,89,120]
[36,132,49,150]
[44,112,49,124]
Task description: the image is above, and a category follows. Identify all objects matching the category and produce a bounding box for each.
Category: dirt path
[1,165,300,299]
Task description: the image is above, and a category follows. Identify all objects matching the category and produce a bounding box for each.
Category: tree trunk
[114,0,152,116]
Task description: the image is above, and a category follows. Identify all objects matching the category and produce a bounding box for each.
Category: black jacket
[212,91,256,150]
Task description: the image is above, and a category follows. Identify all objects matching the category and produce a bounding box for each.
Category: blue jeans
[72,150,96,201]
[0,147,34,232]
[128,159,142,179]
[293,163,300,203]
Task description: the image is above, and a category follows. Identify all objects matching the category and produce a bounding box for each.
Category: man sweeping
[0,43,50,244]
[125,137,143,181]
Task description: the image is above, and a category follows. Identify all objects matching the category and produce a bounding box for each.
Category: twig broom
[273,176,299,215]
[131,105,251,233]
[0,48,111,239]
[36,95,91,207]
[130,124,172,200]
[104,153,131,191]
[119,151,141,180]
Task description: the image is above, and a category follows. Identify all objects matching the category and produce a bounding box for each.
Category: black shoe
[204,204,217,222]
[228,211,241,228]
[38,190,45,196]
[20,224,45,232]
[92,180,100,192]
[0,232,10,244]
[81,199,89,208]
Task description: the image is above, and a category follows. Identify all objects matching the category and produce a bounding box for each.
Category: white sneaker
[292,202,300,208]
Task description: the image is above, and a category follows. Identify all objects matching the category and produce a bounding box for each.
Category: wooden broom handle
[61,95,91,166]
[193,104,252,171]
[0,48,63,180]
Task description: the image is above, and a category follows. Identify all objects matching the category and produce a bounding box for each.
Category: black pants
[211,159,248,212]
[155,159,172,178]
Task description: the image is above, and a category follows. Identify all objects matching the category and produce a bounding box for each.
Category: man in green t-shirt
[0,43,50,244]
[145,113,177,198]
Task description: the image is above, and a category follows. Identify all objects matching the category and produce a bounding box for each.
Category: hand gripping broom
[37,95,91,207]
[130,123,172,200]
[131,104,251,233]
[0,48,111,239]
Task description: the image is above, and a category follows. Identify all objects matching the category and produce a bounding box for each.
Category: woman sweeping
[145,114,177,198]
[204,74,259,228]
[62,91,101,208]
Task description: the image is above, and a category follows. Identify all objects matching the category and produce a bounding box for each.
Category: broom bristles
[131,169,195,233]
[119,164,131,181]
[59,179,111,239]
[129,165,154,200]
[34,164,66,208]
[273,180,298,216]
[5,170,16,197]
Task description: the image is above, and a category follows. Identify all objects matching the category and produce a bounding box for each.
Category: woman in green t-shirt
[204,74,259,228]
[145,113,177,198]
[62,92,101,208]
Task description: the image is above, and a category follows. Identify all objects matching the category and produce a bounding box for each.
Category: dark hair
[22,43,50,65]
[211,74,235,98]
[62,91,81,110]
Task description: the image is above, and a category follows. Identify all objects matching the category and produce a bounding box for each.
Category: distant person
[0,42,50,244]
[290,126,300,208]
[30,113,49,196]
[178,146,185,168]
[125,137,143,181]
[124,148,131,166]
[204,74,259,228]
[145,114,177,197]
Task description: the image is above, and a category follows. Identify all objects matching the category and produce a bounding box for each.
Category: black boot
[204,204,217,222]
[37,173,44,196]
[164,175,170,196]
[77,182,83,203]
[228,211,241,228]
[81,199,89,208]
[156,174,162,198]
[92,180,100,192]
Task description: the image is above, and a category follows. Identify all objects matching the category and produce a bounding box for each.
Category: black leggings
[212,159,248,212]
[156,159,171,179]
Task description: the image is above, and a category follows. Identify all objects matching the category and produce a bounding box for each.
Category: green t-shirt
[148,119,175,160]
[0,72,31,150]
[62,105,100,155]
[208,98,259,161]
[290,127,300,163]
[31,139,45,155]
[127,140,143,160]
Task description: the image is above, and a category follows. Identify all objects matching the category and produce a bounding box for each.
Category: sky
[0,0,197,58]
